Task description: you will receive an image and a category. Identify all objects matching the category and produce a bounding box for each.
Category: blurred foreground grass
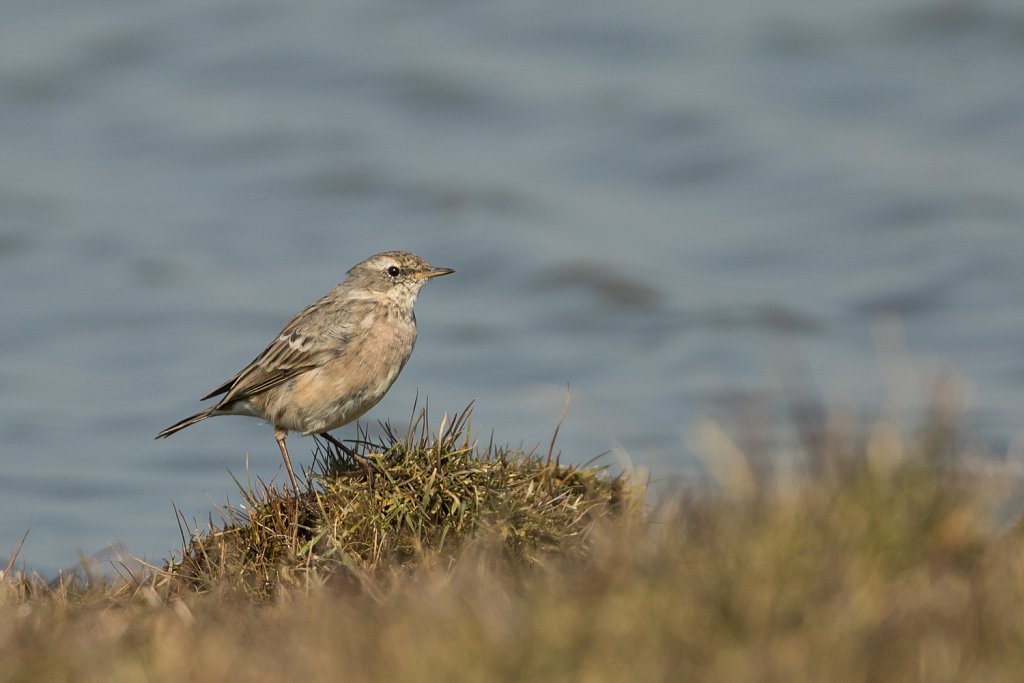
[3,402,1024,682]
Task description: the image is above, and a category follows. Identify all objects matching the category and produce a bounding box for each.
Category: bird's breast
[268,312,418,434]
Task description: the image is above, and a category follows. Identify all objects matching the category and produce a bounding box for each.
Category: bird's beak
[418,266,455,280]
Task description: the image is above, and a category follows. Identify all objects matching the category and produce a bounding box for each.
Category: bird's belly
[300,387,383,434]
[266,339,412,435]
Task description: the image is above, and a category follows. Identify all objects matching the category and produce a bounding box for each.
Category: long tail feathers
[155,407,216,439]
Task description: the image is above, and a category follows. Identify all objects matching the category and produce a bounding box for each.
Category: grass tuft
[162,403,631,598]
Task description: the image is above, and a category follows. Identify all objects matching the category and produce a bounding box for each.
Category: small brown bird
[156,251,454,491]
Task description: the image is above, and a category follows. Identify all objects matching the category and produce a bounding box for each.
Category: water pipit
[156,251,454,491]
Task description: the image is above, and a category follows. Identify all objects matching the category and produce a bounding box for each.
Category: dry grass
[3,403,1024,682]
[164,402,629,598]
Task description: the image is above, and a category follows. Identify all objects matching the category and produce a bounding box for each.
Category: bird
[156,250,454,492]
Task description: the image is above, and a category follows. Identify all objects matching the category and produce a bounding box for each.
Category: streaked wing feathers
[202,300,348,406]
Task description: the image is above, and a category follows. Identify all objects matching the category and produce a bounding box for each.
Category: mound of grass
[164,404,631,598]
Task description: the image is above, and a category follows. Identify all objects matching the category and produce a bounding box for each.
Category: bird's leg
[275,427,301,493]
[319,432,376,488]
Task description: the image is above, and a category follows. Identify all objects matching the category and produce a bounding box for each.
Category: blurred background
[2,0,1023,575]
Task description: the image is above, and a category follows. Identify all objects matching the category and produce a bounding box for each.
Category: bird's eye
[387,265,401,277]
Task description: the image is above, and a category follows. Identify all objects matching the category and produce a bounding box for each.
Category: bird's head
[344,251,455,306]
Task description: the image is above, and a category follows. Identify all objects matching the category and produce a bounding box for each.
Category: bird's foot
[319,432,380,488]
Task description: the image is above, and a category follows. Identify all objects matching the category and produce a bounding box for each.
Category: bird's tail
[155,407,217,439]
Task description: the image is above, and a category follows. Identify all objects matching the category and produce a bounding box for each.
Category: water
[3,0,1024,575]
